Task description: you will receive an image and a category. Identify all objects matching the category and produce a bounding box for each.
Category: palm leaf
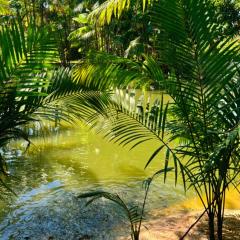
[0,18,115,190]
[78,190,142,230]
[88,0,156,26]
[0,0,10,15]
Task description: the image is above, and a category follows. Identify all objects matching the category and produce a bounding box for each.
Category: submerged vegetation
[0,0,239,239]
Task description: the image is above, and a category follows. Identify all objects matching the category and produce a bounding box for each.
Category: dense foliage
[70,1,240,239]
[0,0,239,239]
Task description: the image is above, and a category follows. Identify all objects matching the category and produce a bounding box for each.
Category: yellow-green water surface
[0,90,239,239]
[0,124,189,239]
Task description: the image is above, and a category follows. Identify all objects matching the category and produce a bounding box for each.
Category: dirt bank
[138,209,240,240]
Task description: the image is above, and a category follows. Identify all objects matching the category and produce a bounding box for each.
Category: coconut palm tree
[73,0,240,239]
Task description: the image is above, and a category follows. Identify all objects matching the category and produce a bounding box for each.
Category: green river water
[0,92,239,239]
[0,124,189,239]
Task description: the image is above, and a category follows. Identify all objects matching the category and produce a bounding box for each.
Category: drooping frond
[0,0,10,15]
[88,0,156,26]
[150,0,240,136]
[0,18,59,85]
[73,52,149,89]
[75,1,240,196]
[0,18,115,187]
[147,0,240,203]
[88,0,131,25]
[0,20,115,141]
[40,67,113,122]
[78,190,142,232]
[0,18,59,149]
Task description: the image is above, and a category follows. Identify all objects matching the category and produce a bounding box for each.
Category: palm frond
[0,0,10,15]
[40,67,113,122]
[76,1,240,197]
[88,0,156,26]
[73,52,148,89]
[78,190,142,226]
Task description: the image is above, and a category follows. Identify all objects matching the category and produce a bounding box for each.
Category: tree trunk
[208,211,215,240]
[217,215,223,240]
[133,231,139,240]
[217,199,223,240]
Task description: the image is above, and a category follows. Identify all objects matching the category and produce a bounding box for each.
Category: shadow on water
[0,186,132,239]
[0,125,192,239]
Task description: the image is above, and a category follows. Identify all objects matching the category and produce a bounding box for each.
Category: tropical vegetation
[0,0,239,239]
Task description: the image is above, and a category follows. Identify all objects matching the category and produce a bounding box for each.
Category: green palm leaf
[0,0,10,15]
[88,0,156,26]
[0,19,114,187]
[76,3,240,230]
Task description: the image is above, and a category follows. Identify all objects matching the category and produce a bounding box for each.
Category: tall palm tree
[74,0,240,239]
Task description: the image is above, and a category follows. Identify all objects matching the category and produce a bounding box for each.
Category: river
[0,91,239,239]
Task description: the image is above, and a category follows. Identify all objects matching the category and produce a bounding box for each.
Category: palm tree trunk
[217,197,224,240]
[217,215,223,240]
[208,211,215,240]
[132,231,139,240]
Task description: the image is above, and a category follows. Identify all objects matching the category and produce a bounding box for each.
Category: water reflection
[0,125,188,239]
[0,123,239,239]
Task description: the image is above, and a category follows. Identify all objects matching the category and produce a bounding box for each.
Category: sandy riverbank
[135,188,240,240]
[137,209,240,240]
